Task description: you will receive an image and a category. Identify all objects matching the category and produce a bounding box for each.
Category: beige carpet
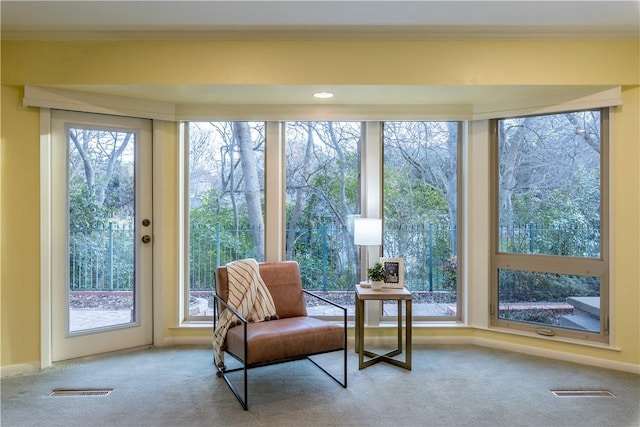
[1,344,638,427]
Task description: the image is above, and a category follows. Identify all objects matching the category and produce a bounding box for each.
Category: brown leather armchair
[214,260,347,410]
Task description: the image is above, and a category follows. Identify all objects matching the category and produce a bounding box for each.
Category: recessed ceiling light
[313,91,334,99]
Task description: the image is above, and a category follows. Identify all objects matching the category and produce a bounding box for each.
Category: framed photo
[380,257,404,289]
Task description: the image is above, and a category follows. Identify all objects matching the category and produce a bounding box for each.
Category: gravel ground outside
[70,290,455,310]
[70,291,134,309]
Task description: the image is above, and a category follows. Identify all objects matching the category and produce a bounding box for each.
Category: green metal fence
[69,222,599,292]
[69,222,134,291]
[498,221,600,257]
[187,222,457,293]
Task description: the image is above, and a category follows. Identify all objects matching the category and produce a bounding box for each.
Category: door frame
[41,108,53,368]
[40,108,158,367]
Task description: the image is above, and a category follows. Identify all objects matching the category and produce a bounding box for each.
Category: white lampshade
[353,218,382,246]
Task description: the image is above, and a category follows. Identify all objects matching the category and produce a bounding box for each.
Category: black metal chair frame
[213,289,347,410]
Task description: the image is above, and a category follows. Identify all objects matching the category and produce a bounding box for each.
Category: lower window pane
[498,269,600,333]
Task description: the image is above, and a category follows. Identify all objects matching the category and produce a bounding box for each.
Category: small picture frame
[380,257,404,289]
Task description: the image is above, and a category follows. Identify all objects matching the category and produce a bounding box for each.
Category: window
[284,122,361,304]
[383,121,461,319]
[491,109,608,341]
[183,119,462,321]
[186,121,265,319]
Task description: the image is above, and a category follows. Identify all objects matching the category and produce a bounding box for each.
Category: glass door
[51,110,153,361]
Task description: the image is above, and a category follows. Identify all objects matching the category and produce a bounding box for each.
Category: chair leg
[307,348,347,388]
[307,312,348,389]
[217,363,248,410]
[216,307,348,410]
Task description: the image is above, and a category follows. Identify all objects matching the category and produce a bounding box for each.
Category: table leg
[357,297,365,369]
[406,299,412,370]
[354,295,360,354]
[397,300,402,351]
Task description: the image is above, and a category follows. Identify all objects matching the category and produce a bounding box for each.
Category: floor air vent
[50,389,113,397]
[551,389,615,397]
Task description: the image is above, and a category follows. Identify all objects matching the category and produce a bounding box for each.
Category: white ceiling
[2,1,639,39]
[2,1,638,108]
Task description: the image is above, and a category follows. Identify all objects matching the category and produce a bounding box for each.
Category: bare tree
[384,121,456,225]
[234,122,265,261]
[286,123,315,258]
[68,128,132,209]
[284,121,361,279]
[443,122,458,247]
[498,118,528,228]
[498,111,601,229]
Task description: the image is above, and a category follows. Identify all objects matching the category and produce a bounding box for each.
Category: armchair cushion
[225,316,344,365]
[215,260,307,319]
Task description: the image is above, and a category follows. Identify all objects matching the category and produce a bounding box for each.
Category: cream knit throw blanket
[212,258,278,368]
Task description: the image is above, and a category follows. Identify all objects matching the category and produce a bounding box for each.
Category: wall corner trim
[23,86,176,121]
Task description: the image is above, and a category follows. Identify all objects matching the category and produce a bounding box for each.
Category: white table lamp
[353,218,382,282]
[354,218,382,247]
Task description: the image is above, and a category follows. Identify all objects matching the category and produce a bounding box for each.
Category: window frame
[489,108,610,343]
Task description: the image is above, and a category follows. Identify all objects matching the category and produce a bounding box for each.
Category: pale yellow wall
[152,120,182,344]
[1,39,639,370]
[1,86,41,367]
[2,40,638,85]
[610,86,640,365]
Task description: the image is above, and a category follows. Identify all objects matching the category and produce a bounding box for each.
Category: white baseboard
[160,336,212,346]
[6,335,638,376]
[1,361,41,378]
[358,334,639,374]
[471,337,640,375]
